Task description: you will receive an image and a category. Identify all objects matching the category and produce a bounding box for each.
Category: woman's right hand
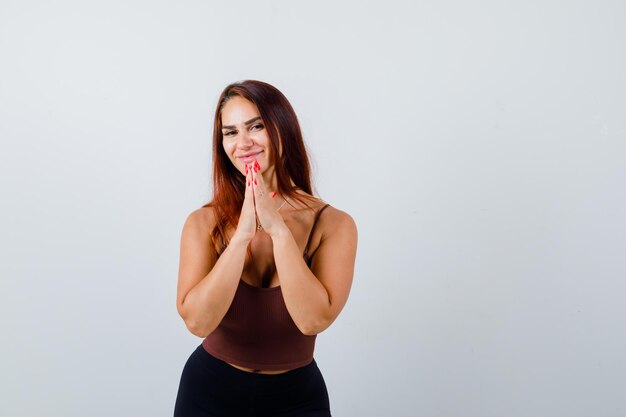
[231,163,257,244]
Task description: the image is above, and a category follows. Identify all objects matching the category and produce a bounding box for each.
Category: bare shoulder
[292,191,356,231]
[180,205,222,256]
[182,205,218,236]
[320,204,356,230]
[312,203,358,251]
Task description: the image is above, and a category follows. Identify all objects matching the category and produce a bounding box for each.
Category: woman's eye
[251,124,264,130]
[223,131,235,136]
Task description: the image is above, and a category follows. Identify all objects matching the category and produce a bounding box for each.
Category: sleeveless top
[202,204,331,371]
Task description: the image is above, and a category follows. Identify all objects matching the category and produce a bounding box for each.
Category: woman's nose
[237,131,254,148]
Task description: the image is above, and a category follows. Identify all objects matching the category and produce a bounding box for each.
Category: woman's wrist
[267,222,291,241]
[230,231,253,247]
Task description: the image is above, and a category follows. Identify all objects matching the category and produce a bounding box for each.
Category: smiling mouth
[238,151,262,163]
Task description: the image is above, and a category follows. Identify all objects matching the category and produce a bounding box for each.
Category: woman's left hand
[251,161,287,237]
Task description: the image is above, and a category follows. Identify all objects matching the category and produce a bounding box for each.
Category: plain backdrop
[1,1,625,416]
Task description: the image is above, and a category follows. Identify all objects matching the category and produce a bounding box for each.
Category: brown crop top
[202,204,331,371]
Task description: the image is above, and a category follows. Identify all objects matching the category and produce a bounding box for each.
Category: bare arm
[176,168,257,337]
[249,167,358,336]
[175,210,250,337]
[270,208,358,335]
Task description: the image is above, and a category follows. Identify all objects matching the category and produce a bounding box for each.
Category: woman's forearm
[180,236,249,337]
[271,225,331,335]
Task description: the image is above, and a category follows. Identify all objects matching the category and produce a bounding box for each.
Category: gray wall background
[1,1,625,416]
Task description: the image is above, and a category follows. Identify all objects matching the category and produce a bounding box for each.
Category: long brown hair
[204,80,316,253]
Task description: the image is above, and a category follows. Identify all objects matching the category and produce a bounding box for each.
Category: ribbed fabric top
[202,204,331,371]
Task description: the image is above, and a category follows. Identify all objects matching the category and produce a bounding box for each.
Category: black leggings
[174,344,332,417]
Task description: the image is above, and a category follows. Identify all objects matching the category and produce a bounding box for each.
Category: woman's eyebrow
[222,116,262,130]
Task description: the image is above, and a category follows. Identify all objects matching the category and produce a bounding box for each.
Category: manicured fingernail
[271,191,277,198]
[254,160,260,171]
[254,178,257,185]
[245,165,249,174]
[247,180,250,186]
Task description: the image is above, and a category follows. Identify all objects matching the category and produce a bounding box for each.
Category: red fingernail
[247,180,250,186]
[245,165,249,174]
[254,178,257,185]
[271,191,277,198]
[254,160,260,171]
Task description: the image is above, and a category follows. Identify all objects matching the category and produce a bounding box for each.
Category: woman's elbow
[185,319,214,338]
[180,311,214,338]
[299,317,331,336]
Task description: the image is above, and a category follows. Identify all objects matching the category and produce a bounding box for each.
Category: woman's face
[221,96,273,175]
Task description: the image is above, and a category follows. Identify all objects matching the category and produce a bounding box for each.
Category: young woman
[173,80,358,417]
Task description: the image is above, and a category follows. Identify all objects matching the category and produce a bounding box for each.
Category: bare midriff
[226,361,290,374]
